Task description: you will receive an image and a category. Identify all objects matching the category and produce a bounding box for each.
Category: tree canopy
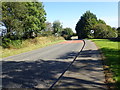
[75,11,97,39]
[52,20,63,35]
[117,27,120,38]
[75,11,117,39]
[2,2,46,39]
[62,27,73,40]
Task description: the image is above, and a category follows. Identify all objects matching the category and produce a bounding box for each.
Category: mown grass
[91,39,120,89]
[0,36,65,58]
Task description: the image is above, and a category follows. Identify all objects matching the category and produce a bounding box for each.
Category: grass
[0,36,65,58]
[90,39,120,89]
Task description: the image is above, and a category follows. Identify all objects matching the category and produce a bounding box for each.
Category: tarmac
[2,39,107,89]
[53,40,107,89]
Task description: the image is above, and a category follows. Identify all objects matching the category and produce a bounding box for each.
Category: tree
[24,2,46,32]
[107,25,118,38]
[117,27,120,38]
[93,24,108,38]
[93,24,117,38]
[52,20,63,35]
[75,11,117,39]
[2,2,46,39]
[23,2,46,38]
[75,11,98,39]
[45,21,53,31]
[2,2,26,34]
[98,19,106,24]
[62,27,73,40]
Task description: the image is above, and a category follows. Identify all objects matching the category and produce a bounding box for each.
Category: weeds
[1,36,64,58]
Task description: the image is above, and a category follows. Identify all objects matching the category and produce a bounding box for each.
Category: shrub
[10,40,22,49]
[2,38,11,48]
[2,37,22,49]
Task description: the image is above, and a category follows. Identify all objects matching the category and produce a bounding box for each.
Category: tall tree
[98,19,106,24]
[52,20,63,35]
[75,11,117,39]
[2,2,26,33]
[45,21,53,31]
[2,1,46,39]
[75,11,98,39]
[24,2,46,32]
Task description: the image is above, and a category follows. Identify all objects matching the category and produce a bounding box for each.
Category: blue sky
[43,2,118,32]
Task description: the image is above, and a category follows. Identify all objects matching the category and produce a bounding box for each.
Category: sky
[43,2,118,32]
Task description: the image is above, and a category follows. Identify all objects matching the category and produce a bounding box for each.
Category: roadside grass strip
[1,36,65,58]
[91,39,120,89]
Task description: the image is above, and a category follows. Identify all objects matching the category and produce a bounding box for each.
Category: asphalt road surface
[2,40,84,88]
[54,40,106,89]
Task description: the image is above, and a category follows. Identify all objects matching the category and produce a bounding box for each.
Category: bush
[62,28,73,40]
[93,24,118,38]
[2,38,11,48]
[62,35,71,40]
[2,37,22,49]
[10,40,22,49]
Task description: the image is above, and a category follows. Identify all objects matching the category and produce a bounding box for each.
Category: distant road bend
[2,39,85,88]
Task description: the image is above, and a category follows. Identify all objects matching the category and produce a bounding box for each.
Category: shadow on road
[55,76,106,89]
[53,49,106,89]
[2,49,106,89]
[2,60,70,88]
[56,51,78,59]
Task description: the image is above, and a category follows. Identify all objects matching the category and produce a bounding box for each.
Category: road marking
[48,40,85,89]
[59,40,83,44]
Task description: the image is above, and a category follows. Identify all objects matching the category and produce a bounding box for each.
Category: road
[53,40,106,89]
[2,40,84,88]
[2,39,106,89]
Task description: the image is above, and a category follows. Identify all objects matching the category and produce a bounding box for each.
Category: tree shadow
[56,51,78,59]
[2,49,106,89]
[2,60,71,88]
[108,38,120,42]
[54,49,106,89]
[100,47,120,89]
[101,47,119,65]
[78,50,100,58]
[54,76,106,90]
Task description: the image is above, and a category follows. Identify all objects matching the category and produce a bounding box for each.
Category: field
[91,39,120,89]
[0,36,65,58]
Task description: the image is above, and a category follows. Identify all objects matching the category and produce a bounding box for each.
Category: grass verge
[90,39,120,89]
[0,36,65,58]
